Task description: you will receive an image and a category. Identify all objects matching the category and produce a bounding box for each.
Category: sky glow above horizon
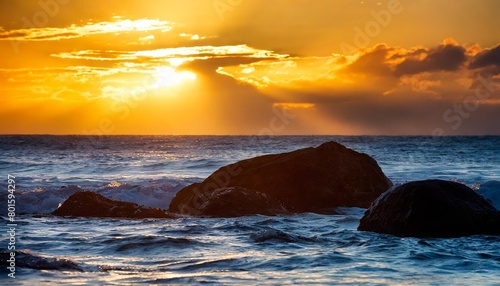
[1,0,499,135]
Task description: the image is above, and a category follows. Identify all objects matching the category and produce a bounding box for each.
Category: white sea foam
[476,180,500,210]
[0,179,190,215]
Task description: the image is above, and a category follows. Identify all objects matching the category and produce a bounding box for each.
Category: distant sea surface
[1,135,499,285]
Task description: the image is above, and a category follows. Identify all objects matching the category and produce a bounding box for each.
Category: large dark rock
[358,180,500,238]
[52,191,172,218]
[169,141,392,216]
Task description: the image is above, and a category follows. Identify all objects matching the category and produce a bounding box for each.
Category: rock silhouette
[189,186,286,217]
[52,191,172,218]
[169,141,392,216]
[358,180,500,238]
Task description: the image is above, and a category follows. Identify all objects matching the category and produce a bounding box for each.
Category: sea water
[0,136,499,285]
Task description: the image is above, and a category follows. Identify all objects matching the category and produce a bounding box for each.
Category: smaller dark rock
[358,180,500,238]
[187,186,287,217]
[52,191,172,219]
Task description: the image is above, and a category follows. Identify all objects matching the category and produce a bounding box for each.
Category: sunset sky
[1,0,499,135]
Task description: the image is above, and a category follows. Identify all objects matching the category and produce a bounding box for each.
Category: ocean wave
[176,257,241,271]
[211,221,260,232]
[186,158,225,169]
[334,207,367,217]
[4,210,500,285]
[249,229,323,243]
[95,179,186,209]
[475,180,500,209]
[114,236,195,252]
[162,224,211,235]
[0,250,82,272]
[0,178,189,215]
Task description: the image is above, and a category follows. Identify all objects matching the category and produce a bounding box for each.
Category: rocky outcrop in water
[52,191,172,218]
[358,180,500,238]
[186,186,286,217]
[169,141,392,217]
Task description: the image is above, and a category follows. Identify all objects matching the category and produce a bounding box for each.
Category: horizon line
[1,134,499,137]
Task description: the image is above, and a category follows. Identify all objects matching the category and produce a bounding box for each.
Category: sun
[150,66,196,89]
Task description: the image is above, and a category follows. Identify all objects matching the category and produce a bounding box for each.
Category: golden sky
[1,0,499,135]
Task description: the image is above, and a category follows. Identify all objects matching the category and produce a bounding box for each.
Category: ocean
[1,135,499,285]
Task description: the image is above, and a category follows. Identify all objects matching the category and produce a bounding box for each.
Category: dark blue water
[0,136,499,284]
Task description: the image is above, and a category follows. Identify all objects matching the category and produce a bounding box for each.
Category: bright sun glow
[150,67,196,89]
[2,1,500,136]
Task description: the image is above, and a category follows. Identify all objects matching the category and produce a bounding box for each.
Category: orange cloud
[273,103,315,109]
[217,40,500,97]
[52,45,288,66]
[0,19,173,41]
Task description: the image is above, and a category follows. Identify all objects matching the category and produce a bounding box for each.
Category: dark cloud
[343,45,392,76]
[314,93,500,135]
[0,31,27,39]
[389,48,427,60]
[470,45,500,69]
[395,44,467,76]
